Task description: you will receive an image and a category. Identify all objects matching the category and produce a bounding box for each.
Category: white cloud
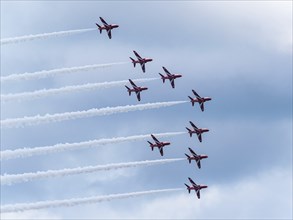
[1,210,61,220]
[112,167,292,219]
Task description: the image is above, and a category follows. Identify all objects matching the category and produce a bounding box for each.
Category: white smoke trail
[1,131,186,160]
[1,158,185,185]
[0,62,128,83]
[0,101,188,129]
[1,78,159,103]
[1,188,185,213]
[0,28,96,45]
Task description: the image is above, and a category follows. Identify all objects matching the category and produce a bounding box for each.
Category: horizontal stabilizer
[159,73,165,83]
[188,96,194,106]
[184,184,191,193]
[185,154,191,163]
[186,127,192,137]
[95,23,102,33]
[125,86,131,96]
[129,57,136,67]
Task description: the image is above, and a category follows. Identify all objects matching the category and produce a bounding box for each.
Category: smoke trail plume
[0,188,185,213]
[1,28,96,45]
[1,78,159,103]
[0,62,128,83]
[0,101,188,129]
[1,158,185,185]
[1,131,186,160]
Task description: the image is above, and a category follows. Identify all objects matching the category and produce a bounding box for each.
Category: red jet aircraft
[188,90,212,111]
[185,177,208,199]
[125,79,148,101]
[185,148,208,169]
[147,134,170,156]
[95,17,119,39]
[186,121,209,142]
[130,51,153,73]
[159,66,182,88]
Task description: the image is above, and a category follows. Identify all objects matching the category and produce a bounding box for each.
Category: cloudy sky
[1,1,292,219]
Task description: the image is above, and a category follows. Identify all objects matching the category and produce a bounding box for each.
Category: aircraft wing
[135,91,141,101]
[196,159,201,169]
[188,147,197,157]
[151,135,160,144]
[197,133,202,142]
[141,63,146,73]
[162,66,171,74]
[129,79,138,88]
[99,17,109,25]
[192,90,201,99]
[106,29,112,39]
[189,121,198,130]
[159,147,164,156]
[199,102,204,111]
[133,51,143,60]
[196,190,201,199]
[170,78,175,88]
[188,177,197,187]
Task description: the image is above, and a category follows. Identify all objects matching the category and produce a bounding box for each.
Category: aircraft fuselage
[99,24,119,31]
[132,58,153,64]
[129,87,148,93]
[150,142,170,148]
[191,97,212,104]
[196,128,209,134]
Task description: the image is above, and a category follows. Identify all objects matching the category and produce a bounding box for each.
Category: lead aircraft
[185,177,208,199]
[96,17,119,39]
[159,66,182,88]
[186,121,209,142]
[147,134,170,156]
[185,148,208,169]
[125,79,148,101]
[130,51,153,73]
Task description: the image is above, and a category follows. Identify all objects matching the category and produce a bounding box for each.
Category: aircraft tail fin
[186,127,193,137]
[95,23,102,33]
[185,154,191,163]
[129,57,136,67]
[184,184,191,193]
[188,96,194,106]
[159,73,165,83]
[125,86,131,96]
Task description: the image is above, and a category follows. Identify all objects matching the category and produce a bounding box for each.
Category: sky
[1,1,292,219]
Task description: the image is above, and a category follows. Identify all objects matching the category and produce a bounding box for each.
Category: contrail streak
[1,78,159,103]
[1,158,185,185]
[0,28,96,45]
[0,188,185,213]
[1,131,186,160]
[0,101,188,129]
[0,62,128,83]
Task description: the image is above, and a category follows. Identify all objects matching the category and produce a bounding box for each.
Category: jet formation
[96,17,212,199]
